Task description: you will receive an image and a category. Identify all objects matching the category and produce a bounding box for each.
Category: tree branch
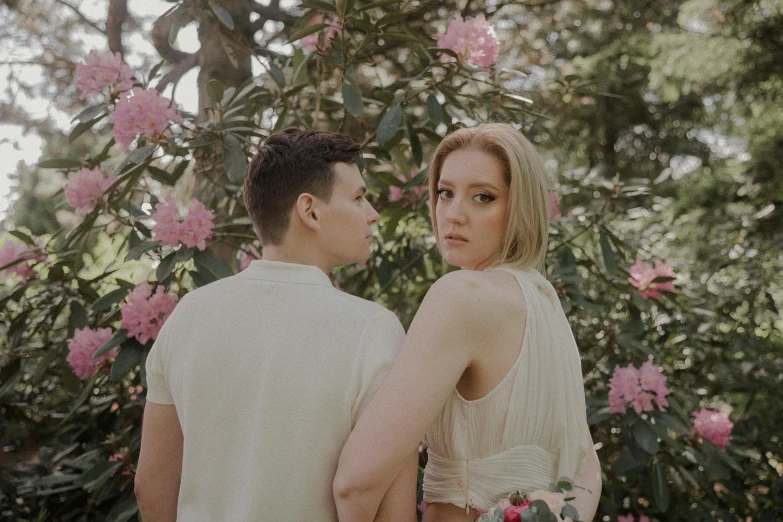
[151,7,194,64]
[54,0,106,35]
[155,52,201,93]
[106,0,128,55]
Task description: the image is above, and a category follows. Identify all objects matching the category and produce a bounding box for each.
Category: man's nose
[366,202,380,225]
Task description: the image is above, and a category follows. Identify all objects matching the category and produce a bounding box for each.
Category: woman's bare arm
[334,272,497,521]
[568,437,602,521]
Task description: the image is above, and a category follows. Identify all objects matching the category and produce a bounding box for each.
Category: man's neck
[260,245,332,275]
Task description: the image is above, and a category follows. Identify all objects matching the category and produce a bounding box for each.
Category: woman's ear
[295,193,321,232]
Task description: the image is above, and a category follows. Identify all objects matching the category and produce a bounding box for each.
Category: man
[135,128,417,521]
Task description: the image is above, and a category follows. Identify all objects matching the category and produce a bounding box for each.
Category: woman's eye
[437,189,453,199]
[473,193,494,204]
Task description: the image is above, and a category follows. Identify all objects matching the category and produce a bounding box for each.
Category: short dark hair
[243,128,362,245]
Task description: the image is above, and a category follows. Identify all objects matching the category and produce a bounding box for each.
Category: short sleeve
[351,309,405,426]
[144,310,175,405]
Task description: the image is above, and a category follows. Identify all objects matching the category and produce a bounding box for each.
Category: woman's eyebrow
[438,179,500,191]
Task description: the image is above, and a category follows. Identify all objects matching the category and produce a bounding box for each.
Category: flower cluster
[301,14,342,52]
[550,192,561,219]
[608,360,671,414]
[239,244,262,270]
[475,479,577,522]
[152,196,215,251]
[618,515,650,522]
[113,87,183,151]
[437,14,500,70]
[75,50,135,99]
[66,327,115,380]
[691,408,733,450]
[64,167,115,214]
[120,283,178,344]
[628,259,676,300]
[388,173,427,207]
[0,240,46,282]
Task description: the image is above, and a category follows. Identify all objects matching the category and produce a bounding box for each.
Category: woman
[334,123,602,521]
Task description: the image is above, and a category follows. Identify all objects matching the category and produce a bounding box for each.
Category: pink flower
[389,172,428,206]
[64,167,115,214]
[0,240,46,282]
[437,14,500,70]
[66,327,115,380]
[608,361,670,415]
[113,87,182,151]
[301,14,342,52]
[152,196,215,251]
[502,499,532,522]
[628,260,676,300]
[120,283,178,344]
[618,516,635,522]
[75,50,135,99]
[550,192,561,219]
[639,516,651,522]
[239,244,261,270]
[692,408,733,450]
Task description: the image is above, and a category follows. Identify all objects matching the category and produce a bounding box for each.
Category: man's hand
[135,402,183,522]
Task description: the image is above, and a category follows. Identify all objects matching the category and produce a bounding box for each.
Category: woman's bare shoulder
[422,270,524,325]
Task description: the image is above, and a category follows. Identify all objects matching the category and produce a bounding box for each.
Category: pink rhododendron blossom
[550,192,561,219]
[0,240,46,282]
[389,172,428,206]
[618,516,635,522]
[239,244,261,270]
[152,196,215,251]
[75,50,135,99]
[628,259,676,299]
[608,360,670,415]
[436,14,500,70]
[64,167,114,214]
[301,15,342,52]
[113,87,182,151]
[120,283,178,344]
[692,408,733,450]
[66,327,115,380]
[639,516,650,522]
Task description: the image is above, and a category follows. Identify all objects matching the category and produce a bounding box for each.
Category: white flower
[528,490,566,515]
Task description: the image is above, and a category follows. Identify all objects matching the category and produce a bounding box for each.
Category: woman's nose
[445,198,466,224]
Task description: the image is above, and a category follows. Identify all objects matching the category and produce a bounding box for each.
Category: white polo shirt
[145,260,404,522]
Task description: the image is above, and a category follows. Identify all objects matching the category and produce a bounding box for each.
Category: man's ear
[295,193,321,232]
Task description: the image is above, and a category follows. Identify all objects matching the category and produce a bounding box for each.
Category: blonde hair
[429,123,551,271]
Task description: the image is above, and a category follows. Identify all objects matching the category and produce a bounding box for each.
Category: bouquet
[475,477,580,522]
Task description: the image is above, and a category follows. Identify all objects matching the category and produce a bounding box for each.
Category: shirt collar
[239,259,333,287]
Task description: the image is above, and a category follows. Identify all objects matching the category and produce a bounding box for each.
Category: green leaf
[156,252,178,281]
[288,23,330,44]
[189,268,216,287]
[129,144,157,164]
[377,105,402,144]
[69,117,100,143]
[268,62,286,87]
[223,135,247,184]
[125,240,158,261]
[556,476,575,491]
[599,232,617,275]
[206,79,225,103]
[90,287,130,314]
[38,158,83,169]
[377,12,407,27]
[209,1,235,30]
[193,249,233,280]
[562,505,579,521]
[633,420,660,455]
[111,346,141,381]
[380,32,421,43]
[93,330,128,360]
[426,94,442,125]
[342,83,364,117]
[300,0,337,13]
[653,461,670,511]
[405,120,423,166]
[67,301,89,335]
[78,460,121,492]
[72,103,109,123]
[148,59,165,82]
[148,166,174,186]
[358,0,400,11]
[219,37,239,68]
[404,166,428,191]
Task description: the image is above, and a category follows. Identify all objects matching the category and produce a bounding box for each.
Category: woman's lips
[444,236,468,247]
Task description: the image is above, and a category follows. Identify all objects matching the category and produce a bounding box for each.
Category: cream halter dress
[422,266,592,511]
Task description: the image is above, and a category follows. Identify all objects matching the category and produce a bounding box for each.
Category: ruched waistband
[422,444,557,511]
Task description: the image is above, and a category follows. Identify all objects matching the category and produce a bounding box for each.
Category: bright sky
[0,0,203,219]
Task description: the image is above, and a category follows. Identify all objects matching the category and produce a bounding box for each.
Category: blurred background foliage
[0,0,781,520]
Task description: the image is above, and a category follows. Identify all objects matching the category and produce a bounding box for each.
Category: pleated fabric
[423,266,591,511]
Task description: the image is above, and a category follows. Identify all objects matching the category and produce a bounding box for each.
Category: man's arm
[373,451,418,522]
[135,402,183,522]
